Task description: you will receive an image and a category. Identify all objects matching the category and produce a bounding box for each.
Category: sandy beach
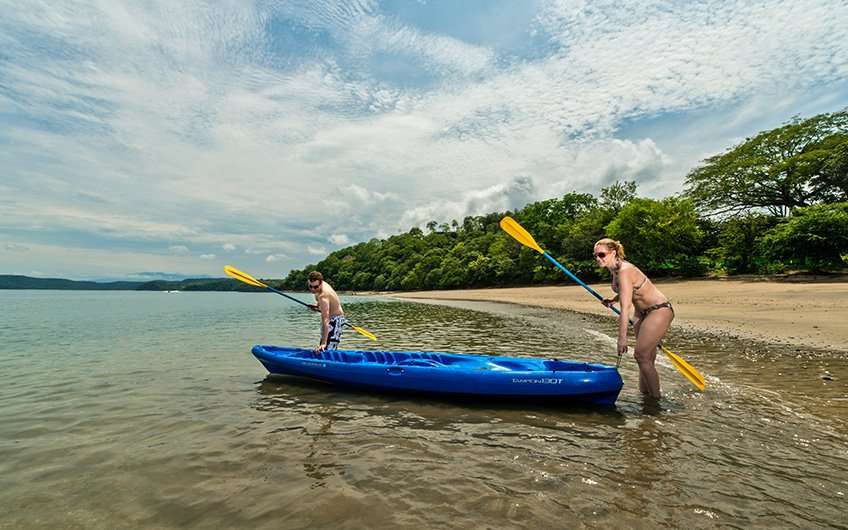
[386,278,848,352]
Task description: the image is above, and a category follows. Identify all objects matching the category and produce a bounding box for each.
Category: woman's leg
[633,308,674,398]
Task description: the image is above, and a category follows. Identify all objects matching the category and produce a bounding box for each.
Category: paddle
[224,265,377,341]
[499,216,705,391]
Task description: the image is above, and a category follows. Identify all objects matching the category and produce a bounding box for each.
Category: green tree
[606,197,704,275]
[685,110,848,216]
[817,136,848,202]
[706,214,777,274]
[599,180,637,212]
[758,202,848,271]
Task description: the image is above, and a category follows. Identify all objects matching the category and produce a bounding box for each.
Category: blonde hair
[594,238,625,259]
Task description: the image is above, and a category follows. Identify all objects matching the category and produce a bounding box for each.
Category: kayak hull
[252,345,623,406]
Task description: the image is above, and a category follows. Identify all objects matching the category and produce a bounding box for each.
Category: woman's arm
[602,294,620,307]
[616,270,634,354]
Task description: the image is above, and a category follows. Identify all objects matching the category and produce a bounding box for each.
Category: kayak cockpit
[257,346,606,373]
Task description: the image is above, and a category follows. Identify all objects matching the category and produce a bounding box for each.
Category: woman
[594,238,673,399]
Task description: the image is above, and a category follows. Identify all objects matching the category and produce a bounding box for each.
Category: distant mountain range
[0,275,268,292]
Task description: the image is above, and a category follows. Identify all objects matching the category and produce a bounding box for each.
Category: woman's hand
[602,298,616,308]
[617,339,628,356]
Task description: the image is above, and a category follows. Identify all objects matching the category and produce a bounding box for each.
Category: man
[306,271,346,352]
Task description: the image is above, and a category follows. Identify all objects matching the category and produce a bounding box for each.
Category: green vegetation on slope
[281,110,848,291]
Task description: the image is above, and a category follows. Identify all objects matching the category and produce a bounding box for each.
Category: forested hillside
[281,110,848,292]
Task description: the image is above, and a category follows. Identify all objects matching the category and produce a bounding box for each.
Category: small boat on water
[252,345,623,406]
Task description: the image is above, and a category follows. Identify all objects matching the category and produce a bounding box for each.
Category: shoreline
[381,278,848,352]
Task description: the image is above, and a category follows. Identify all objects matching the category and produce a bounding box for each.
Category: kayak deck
[252,345,623,406]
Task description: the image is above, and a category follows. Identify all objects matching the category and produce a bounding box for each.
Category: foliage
[277,110,848,292]
[605,197,705,275]
[706,214,778,274]
[757,202,848,271]
[684,110,848,216]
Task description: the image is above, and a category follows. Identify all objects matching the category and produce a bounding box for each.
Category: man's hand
[307,303,319,312]
[315,343,327,352]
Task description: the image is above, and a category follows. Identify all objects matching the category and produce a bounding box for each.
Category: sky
[1,0,847,281]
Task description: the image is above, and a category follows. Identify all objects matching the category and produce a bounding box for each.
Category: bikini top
[612,272,648,294]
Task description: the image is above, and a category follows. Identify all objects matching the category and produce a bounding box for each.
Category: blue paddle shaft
[542,252,623,317]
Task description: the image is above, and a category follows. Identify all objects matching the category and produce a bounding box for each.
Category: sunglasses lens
[595,252,606,259]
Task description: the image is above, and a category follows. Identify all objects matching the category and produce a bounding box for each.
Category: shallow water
[1,291,846,529]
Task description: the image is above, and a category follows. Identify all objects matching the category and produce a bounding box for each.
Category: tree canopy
[684,110,848,216]
[280,109,848,292]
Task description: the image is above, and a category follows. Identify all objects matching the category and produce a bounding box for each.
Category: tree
[706,214,777,274]
[599,180,637,212]
[606,197,705,275]
[758,202,848,271]
[685,110,848,216]
[817,137,848,202]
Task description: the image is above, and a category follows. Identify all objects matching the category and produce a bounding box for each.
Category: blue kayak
[252,345,623,406]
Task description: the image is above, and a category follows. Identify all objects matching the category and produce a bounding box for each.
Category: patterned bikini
[613,272,674,320]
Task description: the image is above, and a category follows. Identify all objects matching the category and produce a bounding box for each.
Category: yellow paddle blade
[661,345,706,391]
[499,216,544,254]
[224,265,269,289]
[350,324,377,341]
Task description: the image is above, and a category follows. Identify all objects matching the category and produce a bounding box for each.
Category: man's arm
[316,297,331,351]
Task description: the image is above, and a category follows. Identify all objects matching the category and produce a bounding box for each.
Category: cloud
[328,233,350,245]
[0,0,846,278]
[4,243,30,252]
[399,175,537,228]
[265,254,287,262]
[200,254,216,260]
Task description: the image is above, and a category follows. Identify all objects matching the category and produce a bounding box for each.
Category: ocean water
[1,290,846,529]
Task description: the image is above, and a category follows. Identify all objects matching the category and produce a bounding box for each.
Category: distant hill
[134,278,266,292]
[0,275,267,292]
[0,275,144,290]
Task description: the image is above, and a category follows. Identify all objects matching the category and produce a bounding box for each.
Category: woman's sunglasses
[594,252,608,259]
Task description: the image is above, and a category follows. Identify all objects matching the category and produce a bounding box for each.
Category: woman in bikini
[594,238,673,399]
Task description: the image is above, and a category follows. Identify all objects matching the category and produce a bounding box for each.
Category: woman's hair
[594,238,625,259]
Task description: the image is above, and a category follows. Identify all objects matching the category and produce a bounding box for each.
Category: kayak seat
[544,360,595,372]
[396,359,444,368]
[488,360,537,371]
[362,351,399,365]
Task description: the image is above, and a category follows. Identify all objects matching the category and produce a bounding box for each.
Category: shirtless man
[306,271,346,352]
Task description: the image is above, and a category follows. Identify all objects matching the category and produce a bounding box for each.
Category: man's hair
[308,271,323,282]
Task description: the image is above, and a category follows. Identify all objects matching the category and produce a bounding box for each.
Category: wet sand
[385,279,848,352]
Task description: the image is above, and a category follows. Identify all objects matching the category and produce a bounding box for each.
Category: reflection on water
[1,291,846,529]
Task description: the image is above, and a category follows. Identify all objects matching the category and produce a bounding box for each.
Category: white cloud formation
[0,0,846,278]
[169,245,190,255]
[328,233,351,245]
[4,243,30,252]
